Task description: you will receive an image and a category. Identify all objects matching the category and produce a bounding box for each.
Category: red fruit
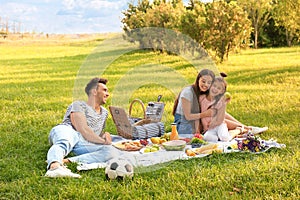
[194,133,203,139]
[140,139,148,146]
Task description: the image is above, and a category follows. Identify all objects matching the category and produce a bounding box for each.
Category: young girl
[198,75,233,142]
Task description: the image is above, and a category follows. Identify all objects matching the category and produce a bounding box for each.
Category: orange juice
[170,123,179,140]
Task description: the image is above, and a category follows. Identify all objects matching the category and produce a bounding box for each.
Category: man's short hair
[85,77,108,96]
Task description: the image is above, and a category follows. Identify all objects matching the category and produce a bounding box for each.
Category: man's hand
[101,132,112,145]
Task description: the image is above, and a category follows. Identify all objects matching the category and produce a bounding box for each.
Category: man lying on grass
[45,77,118,178]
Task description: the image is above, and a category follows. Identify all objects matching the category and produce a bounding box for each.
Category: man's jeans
[47,124,119,169]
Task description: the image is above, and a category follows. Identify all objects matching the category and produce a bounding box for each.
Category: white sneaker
[45,166,81,178]
[250,126,268,135]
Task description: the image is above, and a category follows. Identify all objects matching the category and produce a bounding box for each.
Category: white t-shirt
[175,86,195,115]
[62,101,108,135]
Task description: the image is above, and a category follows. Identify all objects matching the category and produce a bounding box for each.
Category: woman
[173,69,216,138]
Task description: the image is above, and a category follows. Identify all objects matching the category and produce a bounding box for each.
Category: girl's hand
[224,92,232,103]
[224,96,231,104]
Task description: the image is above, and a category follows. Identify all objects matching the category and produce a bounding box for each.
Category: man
[45,77,118,178]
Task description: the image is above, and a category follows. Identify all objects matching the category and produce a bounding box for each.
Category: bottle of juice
[170,123,179,140]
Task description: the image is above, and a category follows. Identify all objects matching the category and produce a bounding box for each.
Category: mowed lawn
[0,36,299,199]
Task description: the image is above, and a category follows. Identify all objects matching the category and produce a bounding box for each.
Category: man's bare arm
[70,112,111,144]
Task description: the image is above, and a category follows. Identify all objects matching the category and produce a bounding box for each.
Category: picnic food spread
[113,141,143,151]
[112,128,223,156]
[111,130,281,160]
[76,131,285,171]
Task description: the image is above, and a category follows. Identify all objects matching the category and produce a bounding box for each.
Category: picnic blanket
[76,135,285,171]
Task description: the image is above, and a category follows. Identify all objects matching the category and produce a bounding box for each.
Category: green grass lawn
[0,36,299,200]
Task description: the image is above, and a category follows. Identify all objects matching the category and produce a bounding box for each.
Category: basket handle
[129,99,146,119]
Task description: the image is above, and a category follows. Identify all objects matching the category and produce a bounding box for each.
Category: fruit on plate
[143,144,160,153]
[150,137,161,144]
[194,133,203,140]
[144,148,151,153]
[161,132,171,141]
[140,139,148,146]
[152,144,160,150]
[190,137,206,144]
[162,140,186,151]
[159,138,167,144]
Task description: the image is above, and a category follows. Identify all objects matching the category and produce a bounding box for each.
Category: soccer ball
[105,158,134,180]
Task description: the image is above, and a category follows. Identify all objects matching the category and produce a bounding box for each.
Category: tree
[273,0,300,46]
[122,0,151,32]
[203,1,252,62]
[180,1,206,46]
[122,0,186,52]
[237,0,274,49]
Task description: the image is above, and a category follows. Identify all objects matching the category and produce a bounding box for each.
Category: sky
[0,0,129,34]
[0,0,195,34]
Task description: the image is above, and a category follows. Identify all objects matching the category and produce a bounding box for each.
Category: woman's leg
[225,112,267,134]
[225,118,243,130]
[174,113,193,138]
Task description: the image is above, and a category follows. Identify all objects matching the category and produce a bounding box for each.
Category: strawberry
[194,133,203,139]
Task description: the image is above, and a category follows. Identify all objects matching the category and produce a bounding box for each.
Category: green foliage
[237,0,274,49]
[122,0,300,60]
[259,18,287,47]
[203,1,252,62]
[180,2,206,46]
[122,0,186,53]
[272,0,300,46]
[122,0,151,31]
[0,37,299,199]
[122,0,252,62]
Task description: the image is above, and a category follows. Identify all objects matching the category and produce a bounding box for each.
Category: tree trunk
[286,29,292,47]
[254,25,258,49]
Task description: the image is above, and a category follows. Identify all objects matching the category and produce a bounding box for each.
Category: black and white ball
[105,158,134,180]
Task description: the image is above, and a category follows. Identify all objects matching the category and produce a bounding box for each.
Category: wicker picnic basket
[109,99,164,139]
[128,99,152,126]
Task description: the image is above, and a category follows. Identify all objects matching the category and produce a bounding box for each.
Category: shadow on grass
[227,66,300,84]
[240,47,300,56]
